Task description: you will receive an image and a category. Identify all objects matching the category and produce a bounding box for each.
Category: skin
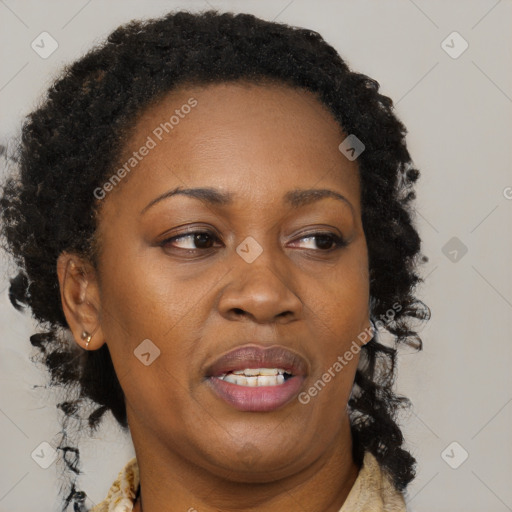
[57,81,372,512]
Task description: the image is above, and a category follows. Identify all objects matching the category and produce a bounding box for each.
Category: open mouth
[215,368,294,387]
[204,344,308,412]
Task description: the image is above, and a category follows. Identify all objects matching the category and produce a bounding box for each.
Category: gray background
[1,1,511,511]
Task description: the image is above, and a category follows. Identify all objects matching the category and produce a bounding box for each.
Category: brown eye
[291,232,347,251]
[161,231,220,251]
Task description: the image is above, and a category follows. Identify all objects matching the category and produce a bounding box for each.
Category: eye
[161,230,221,251]
[290,232,348,251]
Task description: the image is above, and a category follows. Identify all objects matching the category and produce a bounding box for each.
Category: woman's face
[88,81,370,480]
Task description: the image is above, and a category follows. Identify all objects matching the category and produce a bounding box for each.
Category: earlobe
[56,252,106,351]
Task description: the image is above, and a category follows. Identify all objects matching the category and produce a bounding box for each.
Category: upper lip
[205,344,309,377]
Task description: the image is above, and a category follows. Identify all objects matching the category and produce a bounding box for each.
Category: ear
[56,251,106,351]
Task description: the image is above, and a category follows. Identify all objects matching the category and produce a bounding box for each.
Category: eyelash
[160,230,348,254]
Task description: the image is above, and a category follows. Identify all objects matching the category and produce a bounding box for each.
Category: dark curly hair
[0,9,430,511]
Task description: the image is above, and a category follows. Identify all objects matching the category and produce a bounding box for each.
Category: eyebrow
[140,186,354,215]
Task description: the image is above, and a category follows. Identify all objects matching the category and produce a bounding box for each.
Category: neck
[129,415,359,512]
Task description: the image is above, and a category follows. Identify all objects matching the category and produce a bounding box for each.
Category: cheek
[99,251,199,336]
[303,245,369,376]
[97,248,221,394]
[98,259,203,420]
[309,248,369,330]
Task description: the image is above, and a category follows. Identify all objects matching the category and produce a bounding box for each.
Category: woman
[0,10,430,512]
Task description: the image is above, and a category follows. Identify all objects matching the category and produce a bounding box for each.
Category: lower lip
[206,375,305,412]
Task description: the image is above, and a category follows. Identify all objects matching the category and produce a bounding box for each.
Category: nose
[217,255,303,325]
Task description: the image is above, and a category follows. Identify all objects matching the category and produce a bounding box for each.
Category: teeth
[231,368,286,376]
[220,374,286,386]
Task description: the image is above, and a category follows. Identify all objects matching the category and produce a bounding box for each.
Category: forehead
[100,80,360,215]
[137,79,342,135]
[125,80,348,161]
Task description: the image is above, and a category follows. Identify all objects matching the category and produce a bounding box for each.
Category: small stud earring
[81,331,92,350]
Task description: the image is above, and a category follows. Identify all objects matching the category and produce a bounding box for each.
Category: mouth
[216,368,294,386]
[204,344,308,412]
